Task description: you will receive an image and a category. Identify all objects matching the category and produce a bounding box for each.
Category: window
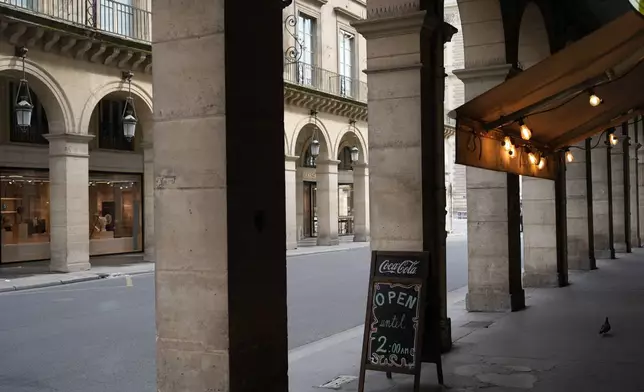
[89,173,142,255]
[338,146,353,171]
[339,30,354,97]
[297,12,316,86]
[98,99,135,151]
[9,82,49,145]
[0,170,51,263]
[100,0,134,38]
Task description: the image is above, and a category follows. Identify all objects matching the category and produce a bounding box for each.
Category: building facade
[0,0,154,271]
[282,0,371,249]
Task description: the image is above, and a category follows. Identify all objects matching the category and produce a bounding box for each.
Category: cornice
[334,7,363,22]
[352,10,431,39]
[284,83,368,122]
[0,12,152,74]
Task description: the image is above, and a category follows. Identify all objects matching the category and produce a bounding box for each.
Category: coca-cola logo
[378,259,419,276]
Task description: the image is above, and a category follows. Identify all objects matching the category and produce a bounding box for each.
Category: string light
[502,136,512,151]
[537,157,546,170]
[519,119,532,141]
[609,132,618,146]
[588,89,602,107]
[508,144,516,158]
[528,152,539,165]
[565,149,574,163]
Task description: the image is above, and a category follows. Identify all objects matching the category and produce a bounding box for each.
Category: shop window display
[0,170,51,263]
[89,173,142,255]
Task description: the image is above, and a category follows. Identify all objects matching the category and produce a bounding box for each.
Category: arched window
[9,82,48,144]
[98,98,135,151]
[338,146,353,171]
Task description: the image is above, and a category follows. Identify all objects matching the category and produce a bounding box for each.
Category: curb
[0,268,154,293]
[288,244,370,257]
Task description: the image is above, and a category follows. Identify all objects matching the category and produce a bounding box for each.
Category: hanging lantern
[350,146,359,162]
[15,95,33,129]
[121,71,138,142]
[14,47,33,131]
[310,139,320,157]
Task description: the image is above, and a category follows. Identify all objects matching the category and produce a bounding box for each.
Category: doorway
[303,181,317,237]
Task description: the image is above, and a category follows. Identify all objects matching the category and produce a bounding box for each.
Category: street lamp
[14,47,33,131]
[121,71,138,142]
[309,109,320,158]
[350,146,359,163]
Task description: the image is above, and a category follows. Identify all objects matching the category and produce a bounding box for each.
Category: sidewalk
[289,249,644,391]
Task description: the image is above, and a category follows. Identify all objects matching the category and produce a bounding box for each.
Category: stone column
[522,177,559,287]
[628,122,639,247]
[567,140,596,270]
[285,156,298,250]
[453,64,525,311]
[637,118,644,248]
[45,133,93,273]
[355,8,454,351]
[316,159,340,246]
[153,0,288,390]
[142,142,154,261]
[612,127,628,253]
[352,163,370,242]
[296,171,304,240]
[592,133,613,259]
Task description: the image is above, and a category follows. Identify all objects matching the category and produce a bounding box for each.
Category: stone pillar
[592,133,613,259]
[285,156,298,249]
[316,159,340,246]
[522,177,559,287]
[355,8,453,351]
[637,118,644,248]
[353,163,370,242]
[153,0,288,390]
[45,133,93,273]
[453,64,525,311]
[612,126,628,253]
[143,142,155,261]
[566,140,596,270]
[628,123,639,248]
[296,171,304,240]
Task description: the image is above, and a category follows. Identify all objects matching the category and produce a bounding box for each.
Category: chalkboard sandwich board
[358,251,432,392]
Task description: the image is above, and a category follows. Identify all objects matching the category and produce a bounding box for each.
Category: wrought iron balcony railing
[0,0,152,43]
[284,62,367,103]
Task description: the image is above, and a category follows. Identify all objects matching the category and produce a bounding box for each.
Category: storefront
[0,169,143,263]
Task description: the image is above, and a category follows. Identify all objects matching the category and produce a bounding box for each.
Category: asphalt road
[0,236,467,392]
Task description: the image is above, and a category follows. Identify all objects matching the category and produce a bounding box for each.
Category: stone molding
[353,10,427,39]
[334,7,363,22]
[366,1,420,19]
[44,133,95,143]
[0,14,152,74]
[452,64,513,82]
[284,83,368,122]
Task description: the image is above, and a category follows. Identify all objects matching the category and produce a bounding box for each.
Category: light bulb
[508,144,516,158]
[610,133,618,146]
[537,158,546,170]
[528,152,538,165]
[520,123,532,141]
[589,93,602,107]
[502,136,512,151]
[565,150,574,163]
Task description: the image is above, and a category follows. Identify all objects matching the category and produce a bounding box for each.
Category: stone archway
[293,120,338,246]
[335,127,369,242]
[0,56,73,134]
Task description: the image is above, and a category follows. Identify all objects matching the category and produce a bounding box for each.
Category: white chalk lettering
[397,292,407,306]
[375,293,385,306]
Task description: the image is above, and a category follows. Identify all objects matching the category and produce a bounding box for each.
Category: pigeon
[599,317,611,336]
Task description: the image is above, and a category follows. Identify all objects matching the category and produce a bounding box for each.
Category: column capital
[353,10,427,39]
[452,64,513,83]
[141,141,153,150]
[43,133,94,144]
[316,159,341,166]
[284,154,300,162]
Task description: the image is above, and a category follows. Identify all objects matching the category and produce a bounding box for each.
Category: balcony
[0,0,151,43]
[284,62,367,104]
[283,62,368,121]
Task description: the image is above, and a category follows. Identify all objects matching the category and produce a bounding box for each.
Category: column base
[594,249,612,260]
[50,261,91,273]
[614,242,628,253]
[440,317,452,353]
[569,257,597,271]
[286,241,298,250]
[353,234,370,243]
[144,248,155,263]
[317,237,339,246]
[523,272,559,288]
[466,290,525,312]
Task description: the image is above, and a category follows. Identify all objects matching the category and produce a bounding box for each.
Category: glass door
[303,182,317,237]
